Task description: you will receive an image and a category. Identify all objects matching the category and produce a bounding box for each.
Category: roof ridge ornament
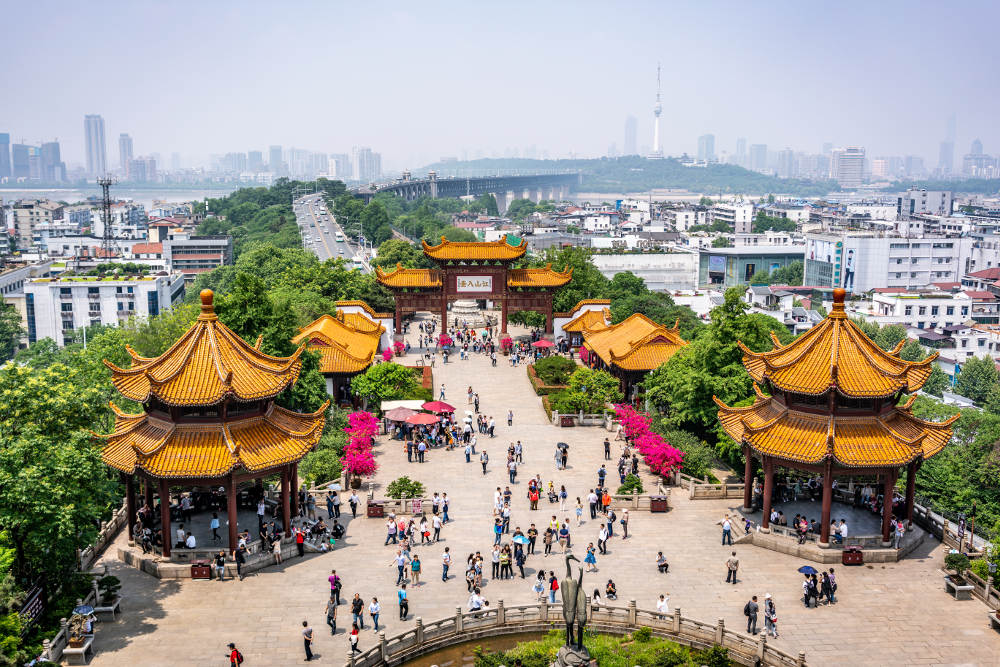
[198,289,218,321]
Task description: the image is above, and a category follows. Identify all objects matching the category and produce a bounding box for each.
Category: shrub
[652,420,716,480]
[385,476,426,499]
[945,552,970,574]
[617,474,644,495]
[97,575,121,605]
[969,557,989,581]
[527,365,568,396]
[614,404,684,476]
[632,626,652,642]
[534,356,577,385]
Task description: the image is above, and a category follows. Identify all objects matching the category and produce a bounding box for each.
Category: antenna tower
[97,176,120,259]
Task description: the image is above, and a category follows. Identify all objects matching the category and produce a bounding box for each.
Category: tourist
[468,587,485,612]
[326,595,338,635]
[604,437,611,460]
[584,543,597,571]
[744,596,759,635]
[349,490,360,518]
[656,593,670,618]
[302,620,314,661]
[508,458,518,484]
[440,384,446,400]
[894,518,905,549]
[329,569,342,604]
[820,570,834,604]
[601,489,611,514]
[592,589,602,607]
[621,509,630,539]
[410,554,422,586]
[481,450,489,475]
[350,622,361,654]
[398,583,408,620]
[764,594,778,637]
[532,573,546,600]
[802,574,815,607]
[368,597,381,631]
[442,546,451,581]
[234,544,246,580]
[597,525,608,555]
[385,517,398,545]
[294,526,305,557]
[210,513,221,542]
[720,515,733,545]
[587,489,598,519]
[656,551,669,573]
[597,464,607,488]
[515,546,526,578]
[559,485,568,511]
[227,642,242,666]
[607,507,616,537]
[432,513,443,542]
[326,493,335,519]
[527,524,538,554]
[185,531,196,549]
[442,493,450,523]
[351,593,365,629]
[548,572,559,603]
[827,568,837,603]
[488,416,496,438]
[390,550,410,585]
[575,497,584,526]
[507,409,514,426]
[214,551,226,581]
[605,580,617,600]
[306,494,317,520]
[838,519,848,544]
[543,527,554,556]
[726,551,739,584]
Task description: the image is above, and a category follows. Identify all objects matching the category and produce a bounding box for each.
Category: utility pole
[97,176,120,259]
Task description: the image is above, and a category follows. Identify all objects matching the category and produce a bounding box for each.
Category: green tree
[553,368,623,414]
[955,355,1000,404]
[0,302,24,360]
[350,363,418,409]
[711,237,731,248]
[373,238,428,269]
[923,363,950,397]
[769,261,803,286]
[360,200,393,245]
[530,246,611,312]
[506,198,538,220]
[752,212,796,233]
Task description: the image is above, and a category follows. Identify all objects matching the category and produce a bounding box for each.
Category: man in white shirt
[176,525,186,547]
[587,490,599,519]
[432,514,443,542]
[185,532,196,549]
[468,589,484,611]
[838,519,848,544]
[656,594,670,617]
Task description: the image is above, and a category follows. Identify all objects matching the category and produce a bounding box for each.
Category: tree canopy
[955,356,1000,405]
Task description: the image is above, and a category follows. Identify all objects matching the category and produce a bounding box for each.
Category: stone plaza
[88,320,1000,666]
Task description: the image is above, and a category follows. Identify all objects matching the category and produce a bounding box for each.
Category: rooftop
[421,235,527,262]
[291,311,384,375]
[582,313,688,371]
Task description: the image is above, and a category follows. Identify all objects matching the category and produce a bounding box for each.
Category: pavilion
[555,299,611,348]
[581,313,688,399]
[715,288,957,547]
[292,306,386,404]
[374,235,573,333]
[97,289,328,557]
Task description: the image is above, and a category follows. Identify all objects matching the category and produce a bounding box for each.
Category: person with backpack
[743,595,759,635]
[227,642,243,666]
[548,571,559,604]
[764,594,778,638]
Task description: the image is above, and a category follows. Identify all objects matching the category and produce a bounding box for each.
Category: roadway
[293,193,369,272]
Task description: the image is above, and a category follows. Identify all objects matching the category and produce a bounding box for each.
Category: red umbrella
[405,413,440,425]
[531,340,555,348]
[384,407,417,422]
[422,401,455,413]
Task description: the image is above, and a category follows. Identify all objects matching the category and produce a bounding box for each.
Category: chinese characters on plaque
[456,276,492,293]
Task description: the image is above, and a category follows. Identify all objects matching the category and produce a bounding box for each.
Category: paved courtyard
[88,320,1000,666]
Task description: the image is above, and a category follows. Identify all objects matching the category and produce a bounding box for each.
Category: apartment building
[709,203,754,234]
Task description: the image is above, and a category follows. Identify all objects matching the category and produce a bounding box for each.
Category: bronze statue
[560,552,588,650]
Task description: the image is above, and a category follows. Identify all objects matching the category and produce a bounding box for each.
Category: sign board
[708,255,726,273]
[411,499,423,514]
[19,584,44,628]
[456,276,493,293]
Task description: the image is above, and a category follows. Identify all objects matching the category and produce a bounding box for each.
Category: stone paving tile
[86,321,1000,666]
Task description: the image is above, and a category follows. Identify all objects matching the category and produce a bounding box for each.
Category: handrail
[342,600,805,667]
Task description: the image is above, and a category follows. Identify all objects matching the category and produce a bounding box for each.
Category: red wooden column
[144,476,155,510]
[501,294,509,334]
[761,458,774,532]
[742,447,753,513]
[227,473,239,554]
[281,467,291,534]
[819,461,834,547]
[440,292,449,334]
[159,479,171,558]
[904,460,917,529]
[880,471,896,546]
[290,463,299,517]
[125,474,136,541]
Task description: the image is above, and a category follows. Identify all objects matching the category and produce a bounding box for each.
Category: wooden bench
[63,635,95,664]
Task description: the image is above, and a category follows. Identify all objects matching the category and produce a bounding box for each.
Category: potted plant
[500,337,513,356]
[67,614,90,647]
[945,552,970,586]
[393,341,405,357]
[97,575,121,606]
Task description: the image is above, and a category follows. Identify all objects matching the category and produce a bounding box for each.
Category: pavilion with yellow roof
[581,313,688,398]
[97,289,328,557]
[375,235,573,334]
[715,288,957,547]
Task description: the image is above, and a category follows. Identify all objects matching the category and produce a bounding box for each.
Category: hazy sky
[4,1,998,172]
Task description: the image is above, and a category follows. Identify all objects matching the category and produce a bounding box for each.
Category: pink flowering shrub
[382,348,393,362]
[437,334,453,347]
[613,404,684,476]
[343,410,379,478]
[579,346,589,363]
[500,337,513,352]
[393,341,405,354]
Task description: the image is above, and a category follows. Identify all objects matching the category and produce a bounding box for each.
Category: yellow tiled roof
[507,264,573,288]
[422,235,527,262]
[98,401,328,478]
[334,300,395,320]
[104,290,302,406]
[374,264,442,289]
[740,289,936,397]
[582,313,687,371]
[291,311,384,375]
[715,391,956,467]
[561,308,610,333]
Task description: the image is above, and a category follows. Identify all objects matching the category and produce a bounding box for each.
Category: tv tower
[648,63,664,159]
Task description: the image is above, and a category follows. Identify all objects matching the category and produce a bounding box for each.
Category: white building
[662,207,706,231]
[591,250,699,291]
[898,189,953,218]
[24,272,185,346]
[709,203,754,234]
[853,289,973,330]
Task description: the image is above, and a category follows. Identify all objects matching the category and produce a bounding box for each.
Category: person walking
[827,567,837,603]
[410,554,422,586]
[575,498,584,526]
[587,489,598,519]
[351,593,365,629]
[597,464,607,488]
[326,494,335,519]
[481,450,489,475]
[440,384,446,400]
[390,550,409,585]
[368,597,381,631]
[234,544,247,580]
[620,509,629,539]
[328,569,342,605]
[302,620,314,661]
[744,596,759,635]
[398,583,409,620]
[442,546,452,581]
[726,551,739,584]
[548,572,559,604]
[598,525,608,554]
[349,490,359,518]
[764,594,778,638]
[350,622,361,655]
[527,524,538,555]
[227,642,243,666]
[584,543,597,571]
[325,595,338,635]
[507,409,514,427]
[604,438,611,460]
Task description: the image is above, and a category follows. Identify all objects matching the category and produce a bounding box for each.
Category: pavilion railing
[342,599,806,667]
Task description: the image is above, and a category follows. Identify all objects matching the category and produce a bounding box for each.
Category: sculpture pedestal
[552,645,593,667]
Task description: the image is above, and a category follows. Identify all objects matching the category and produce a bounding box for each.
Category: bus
[335,232,344,242]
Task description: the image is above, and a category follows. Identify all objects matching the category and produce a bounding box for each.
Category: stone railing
[689,482,745,500]
[343,599,805,667]
[80,499,129,570]
[551,410,610,427]
[961,568,1000,611]
[37,585,100,663]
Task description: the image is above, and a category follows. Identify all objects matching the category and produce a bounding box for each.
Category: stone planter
[349,475,363,490]
[944,574,974,600]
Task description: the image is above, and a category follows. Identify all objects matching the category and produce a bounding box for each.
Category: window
[88,287,99,295]
[61,319,74,331]
[917,322,925,329]
[904,306,912,316]
[918,306,926,315]
[117,301,124,311]
[59,287,71,295]
[962,307,969,316]
[60,302,73,312]
[128,301,134,311]
[961,339,968,348]
[979,339,986,347]
[896,258,903,264]
[931,306,939,316]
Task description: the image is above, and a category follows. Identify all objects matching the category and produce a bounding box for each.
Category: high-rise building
[84,114,107,177]
[0,133,9,180]
[697,134,715,162]
[749,144,768,172]
[127,158,147,183]
[735,137,747,166]
[118,134,133,175]
[904,155,924,178]
[248,151,264,172]
[40,142,64,182]
[776,148,795,179]
[11,144,30,179]
[624,115,638,156]
[329,153,350,180]
[871,157,890,180]
[938,141,955,174]
[832,146,865,188]
[170,153,181,171]
[352,146,381,182]
[970,138,984,156]
[648,64,663,159]
[268,145,283,173]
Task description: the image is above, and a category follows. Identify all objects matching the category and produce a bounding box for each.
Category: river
[0,185,241,209]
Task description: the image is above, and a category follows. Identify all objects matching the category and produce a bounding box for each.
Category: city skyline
[2,2,999,173]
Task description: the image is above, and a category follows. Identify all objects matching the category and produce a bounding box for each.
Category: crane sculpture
[560,552,588,651]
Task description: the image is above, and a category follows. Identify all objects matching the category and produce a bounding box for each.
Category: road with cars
[293,193,368,272]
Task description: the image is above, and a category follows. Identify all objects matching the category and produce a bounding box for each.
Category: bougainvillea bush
[500,337,513,352]
[342,411,379,477]
[614,404,684,476]
[438,334,453,347]
[381,348,393,362]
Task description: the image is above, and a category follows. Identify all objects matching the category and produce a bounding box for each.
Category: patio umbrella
[531,339,555,348]
[73,604,95,615]
[557,442,569,450]
[797,565,818,575]
[406,413,440,425]
[512,535,530,545]
[384,407,418,422]
[422,401,456,413]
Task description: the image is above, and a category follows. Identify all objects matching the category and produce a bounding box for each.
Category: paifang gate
[374,235,573,334]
